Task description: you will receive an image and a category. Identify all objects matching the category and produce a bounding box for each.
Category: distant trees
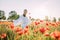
[0,10,20,20]
[58,17,60,21]
[0,10,6,20]
[52,17,56,22]
[7,11,20,21]
[44,16,50,21]
[0,10,60,22]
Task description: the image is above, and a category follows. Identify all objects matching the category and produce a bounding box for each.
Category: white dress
[13,15,30,28]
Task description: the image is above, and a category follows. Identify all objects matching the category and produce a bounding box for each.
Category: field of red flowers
[0,20,60,40]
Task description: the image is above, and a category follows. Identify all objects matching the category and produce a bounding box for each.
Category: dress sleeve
[13,16,22,26]
[28,19,31,25]
[26,17,31,25]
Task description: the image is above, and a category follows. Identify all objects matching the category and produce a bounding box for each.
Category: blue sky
[0,0,60,19]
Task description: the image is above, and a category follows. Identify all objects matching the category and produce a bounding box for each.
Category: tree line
[0,10,19,21]
[0,10,60,22]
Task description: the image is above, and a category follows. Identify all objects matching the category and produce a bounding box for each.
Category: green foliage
[8,14,19,20]
[0,10,6,20]
[0,24,15,40]
[7,11,20,20]
[52,17,56,22]
[58,17,60,21]
[42,36,54,40]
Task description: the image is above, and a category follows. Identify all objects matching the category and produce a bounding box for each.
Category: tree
[44,16,50,21]
[0,10,6,20]
[7,11,20,21]
[58,17,60,21]
[52,17,56,22]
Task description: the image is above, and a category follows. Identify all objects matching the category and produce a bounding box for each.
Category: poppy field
[0,20,60,40]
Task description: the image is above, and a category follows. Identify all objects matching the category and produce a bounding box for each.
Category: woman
[13,9,30,29]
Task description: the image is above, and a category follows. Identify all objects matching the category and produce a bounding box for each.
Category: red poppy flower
[58,37,60,40]
[35,22,38,25]
[50,31,60,39]
[45,27,50,30]
[57,21,60,25]
[46,23,49,26]
[40,20,43,22]
[38,22,40,24]
[25,26,29,29]
[15,28,22,32]
[24,28,28,34]
[44,32,50,36]
[10,23,14,29]
[1,33,7,38]
[39,27,46,34]
[18,30,23,35]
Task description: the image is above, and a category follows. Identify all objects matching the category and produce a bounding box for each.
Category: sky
[0,0,60,20]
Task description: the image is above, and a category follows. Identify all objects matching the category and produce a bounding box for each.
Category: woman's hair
[23,9,27,17]
[23,14,26,17]
[24,9,27,11]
